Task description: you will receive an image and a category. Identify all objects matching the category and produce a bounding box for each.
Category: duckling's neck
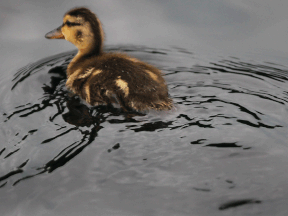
[67,29,104,76]
[67,47,102,76]
[67,51,86,76]
[76,35,103,57]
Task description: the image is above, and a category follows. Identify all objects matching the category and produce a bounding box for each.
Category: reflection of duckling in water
[63,96,95,127]
[45,7,173,112]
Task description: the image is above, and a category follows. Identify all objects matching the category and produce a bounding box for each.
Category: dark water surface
[1,45,288,216]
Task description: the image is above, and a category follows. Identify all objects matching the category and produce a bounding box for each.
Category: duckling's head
[45,7,104,55]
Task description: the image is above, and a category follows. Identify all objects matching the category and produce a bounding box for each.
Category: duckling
[45,7,173,111]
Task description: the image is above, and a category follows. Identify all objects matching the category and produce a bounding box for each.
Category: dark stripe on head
[65,20,82,27]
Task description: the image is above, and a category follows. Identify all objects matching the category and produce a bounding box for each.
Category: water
[0,45,288,215]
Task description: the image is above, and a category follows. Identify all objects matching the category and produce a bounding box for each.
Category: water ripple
[1,45,288,215]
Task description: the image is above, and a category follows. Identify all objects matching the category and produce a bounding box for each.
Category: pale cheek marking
[116,79,129,97]
[62,26,74,42]
[71,22,94,50]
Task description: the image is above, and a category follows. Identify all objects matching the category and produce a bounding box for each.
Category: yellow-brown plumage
[45,7,173,111]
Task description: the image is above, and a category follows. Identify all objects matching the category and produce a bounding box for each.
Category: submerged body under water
[0,45,288,216]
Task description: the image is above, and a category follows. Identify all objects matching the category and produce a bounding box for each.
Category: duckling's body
[45,7,173,111]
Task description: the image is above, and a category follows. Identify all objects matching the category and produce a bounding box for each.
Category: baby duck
[45,7,173,111]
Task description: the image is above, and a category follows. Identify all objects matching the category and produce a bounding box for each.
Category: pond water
[1,45,288,216]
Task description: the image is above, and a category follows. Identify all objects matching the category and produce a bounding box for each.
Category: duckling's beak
[45,26,65,39]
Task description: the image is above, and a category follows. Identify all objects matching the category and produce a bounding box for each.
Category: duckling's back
[66,53,173,111]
